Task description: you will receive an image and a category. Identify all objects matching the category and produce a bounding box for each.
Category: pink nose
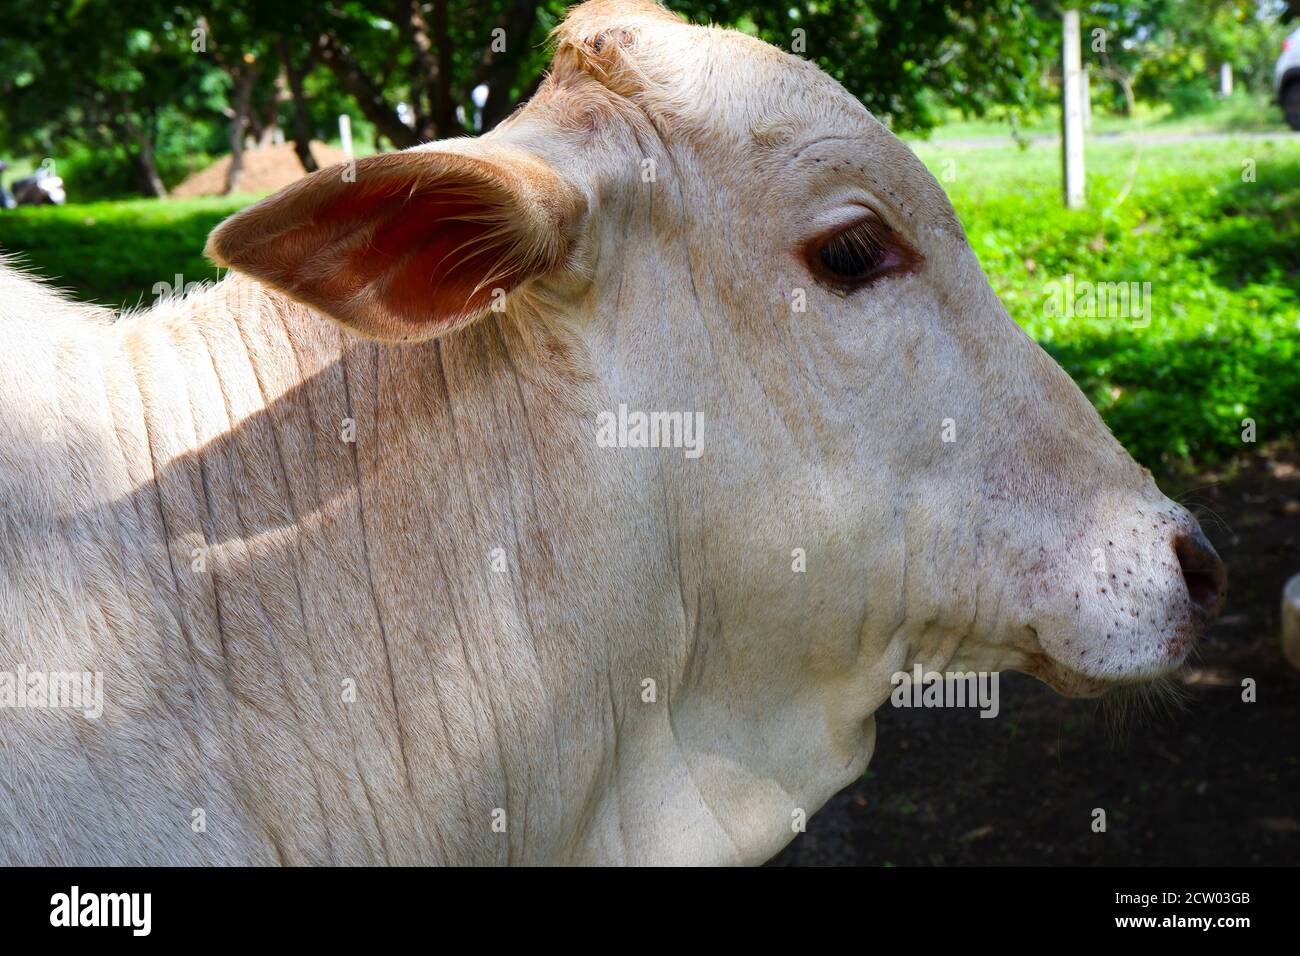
[1173,529,1227,618]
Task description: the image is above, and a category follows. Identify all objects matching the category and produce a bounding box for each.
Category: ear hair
[205,148,584,342]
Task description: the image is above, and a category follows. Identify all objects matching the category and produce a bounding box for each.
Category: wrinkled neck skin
[532,155,984,862]
[0,256,919,865]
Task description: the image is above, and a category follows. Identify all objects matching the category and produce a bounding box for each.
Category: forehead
[540,8,942,181]
[664,26,872,138]
[519,1,960,235]
[552,5,878,142]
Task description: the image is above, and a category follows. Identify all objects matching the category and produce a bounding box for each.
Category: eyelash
[806,215,917,290]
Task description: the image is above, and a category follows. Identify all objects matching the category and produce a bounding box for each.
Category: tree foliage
[0,0,1290,198]
[1081,1,1291,114]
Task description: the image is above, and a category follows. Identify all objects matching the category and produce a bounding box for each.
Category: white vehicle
[1278,26,1300,130]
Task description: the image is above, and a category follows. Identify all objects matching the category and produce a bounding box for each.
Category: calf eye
[807,214,916,290]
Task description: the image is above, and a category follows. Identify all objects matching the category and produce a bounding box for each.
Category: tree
[677,0,1058,132]
[1079,1,1291,115]
[0,0,214,196]
[301,0,564,148]
[7,0,1285,201]
[285,0,1059,142]
[0,0,1061,196]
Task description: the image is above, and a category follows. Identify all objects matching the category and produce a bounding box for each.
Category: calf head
[208,0,1225,859]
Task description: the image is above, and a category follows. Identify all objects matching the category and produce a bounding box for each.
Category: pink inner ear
[309,184,521,329]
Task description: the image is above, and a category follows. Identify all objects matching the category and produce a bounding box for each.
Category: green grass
[912,91,1289,143]
[0,195,259,309]
[0,134,1297,475]
[912,135,1300,471]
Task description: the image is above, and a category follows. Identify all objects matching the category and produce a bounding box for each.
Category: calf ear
[204,147,583,342]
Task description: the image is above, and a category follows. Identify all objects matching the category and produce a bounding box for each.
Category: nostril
[1174,531,1227,618]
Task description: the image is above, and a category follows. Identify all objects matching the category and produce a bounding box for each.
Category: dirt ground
[772,446,1300,866]
[171,142,348,198]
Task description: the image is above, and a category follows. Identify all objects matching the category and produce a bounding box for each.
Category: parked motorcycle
[0,160,66,207]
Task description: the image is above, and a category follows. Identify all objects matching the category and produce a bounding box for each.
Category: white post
[1220,62,1234,97]
[1061,10,1086,210]
[1081,64,1092,130]
[338,114,354,158]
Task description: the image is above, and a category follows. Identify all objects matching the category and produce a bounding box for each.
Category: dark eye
[807,215,917,290]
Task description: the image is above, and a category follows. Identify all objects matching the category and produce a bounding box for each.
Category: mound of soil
[170,142,349,198]
[773,447,1300,866]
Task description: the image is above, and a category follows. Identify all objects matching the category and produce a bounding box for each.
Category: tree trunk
[315,30,421,148]
[1117,72,1135,118]
[476,0,541,130]
[225,64,259,195]
[430,0,457,136]
[280,39,319,173]
[258,67,286,148]
[118,105,167,198]
[133,149,167,198]
[398,0,441,140]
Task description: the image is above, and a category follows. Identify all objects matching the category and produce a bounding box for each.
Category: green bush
[913,136,1300,473]
[0,195,251,307]
[1165,82,1219,117]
